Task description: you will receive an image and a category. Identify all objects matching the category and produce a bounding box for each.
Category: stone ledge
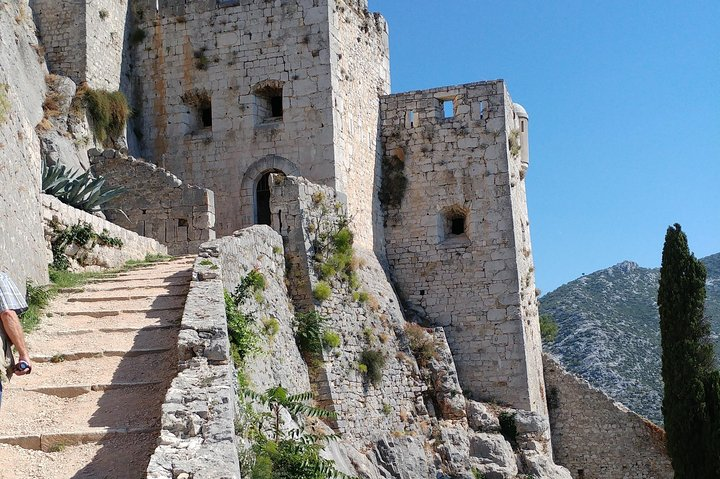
[146,257,241,479]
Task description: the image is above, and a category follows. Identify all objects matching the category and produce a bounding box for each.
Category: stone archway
[240,155,300,227]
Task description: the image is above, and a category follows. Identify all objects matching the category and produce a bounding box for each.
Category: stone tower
[30,0,129,90]
[128,0,389,250]
[379,82,547,414]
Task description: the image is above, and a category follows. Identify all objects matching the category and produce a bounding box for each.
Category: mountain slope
[540,253,720,424]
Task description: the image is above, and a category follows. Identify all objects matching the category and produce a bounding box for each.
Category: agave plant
[42,162,125,213]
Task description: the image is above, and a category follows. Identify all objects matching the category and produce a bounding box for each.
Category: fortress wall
[30,0,86,84]
[84,0,128,90]
[328,0,390,249]
[543,354,673,479]
[131,0,337,236]
[89,149,215,255]
[379,81,542,412]
[504,97,547,416]
[0,1,49,289]
[270,176,425,441]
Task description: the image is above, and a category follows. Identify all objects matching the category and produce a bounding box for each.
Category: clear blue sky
[368,0,720,293]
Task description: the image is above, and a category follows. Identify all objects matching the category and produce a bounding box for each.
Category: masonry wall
[328,0,390,249]
[30,0,128,90]
[380,81,546,413]
[543,354,673,479]
[0,1,50,290]
[270,176,425,441]
[30,0,85,85]
[89,149,216,255]
[130,0,337,236]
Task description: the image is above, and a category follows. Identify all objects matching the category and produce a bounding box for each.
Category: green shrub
[405,323,437,366]
[539,314,559,343]
[19,282,51,332]
[313,281,332,302]
[323,330,341,349]
[357,291,369,303]
[231,269,266,305]
[498,412,518,448]
[294,311,328,357]
[359,349,385,386]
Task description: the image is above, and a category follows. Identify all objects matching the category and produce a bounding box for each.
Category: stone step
[52,295,186,314]
[0,430,158,478]
[28,328,175,358]
[66,291,188,303]
[18,352,176,390]
[74,283,190,294]
[32,346,172,363]
[23,380,166,399]
[39,309,182,332]
[0,385,166,438]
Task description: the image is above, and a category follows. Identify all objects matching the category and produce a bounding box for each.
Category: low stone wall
[544,354,673,479]
[89,148,216,255]
[146,257,241,479]
[42,194,167,270]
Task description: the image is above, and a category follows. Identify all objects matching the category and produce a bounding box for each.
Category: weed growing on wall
[224,291,259,367]
[379,154,407,210]
[404,323,438,367]
[0,83,10,124]
[294,311,340,361]
[359,349,385,386]
[76,86,130,146]
[498,411,518,448]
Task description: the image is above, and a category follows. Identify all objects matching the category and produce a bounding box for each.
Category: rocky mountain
[540,253,720,425]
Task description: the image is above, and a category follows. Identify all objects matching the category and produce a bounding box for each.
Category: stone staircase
[0,257,193,479]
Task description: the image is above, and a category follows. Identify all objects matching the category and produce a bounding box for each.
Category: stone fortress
[0,0,672,477]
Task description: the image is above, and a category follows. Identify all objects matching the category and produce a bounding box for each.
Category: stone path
[0,257,193,479]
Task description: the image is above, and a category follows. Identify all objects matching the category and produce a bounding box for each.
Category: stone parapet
[146,257,242,479]
[89,148,216,255]
[543,354,673,479]
[42,194,167,270]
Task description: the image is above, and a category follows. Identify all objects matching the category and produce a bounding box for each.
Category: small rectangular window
[478,100,485,117]
[270,96,283,118]
[407,110,416,128]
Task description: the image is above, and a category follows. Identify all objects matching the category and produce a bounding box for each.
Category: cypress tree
[658,224,719,478]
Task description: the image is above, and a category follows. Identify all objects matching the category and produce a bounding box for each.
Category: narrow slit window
[200,104,212,128]
[478,100,485,118]
[407,110,415,128]
[443,100,454,118]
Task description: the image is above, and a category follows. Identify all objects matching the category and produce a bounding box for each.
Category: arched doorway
[255,170,283,225]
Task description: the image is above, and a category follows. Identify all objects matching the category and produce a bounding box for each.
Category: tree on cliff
[658,223,720,478]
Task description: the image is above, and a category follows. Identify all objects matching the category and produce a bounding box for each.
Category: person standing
[0,272,32,409]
